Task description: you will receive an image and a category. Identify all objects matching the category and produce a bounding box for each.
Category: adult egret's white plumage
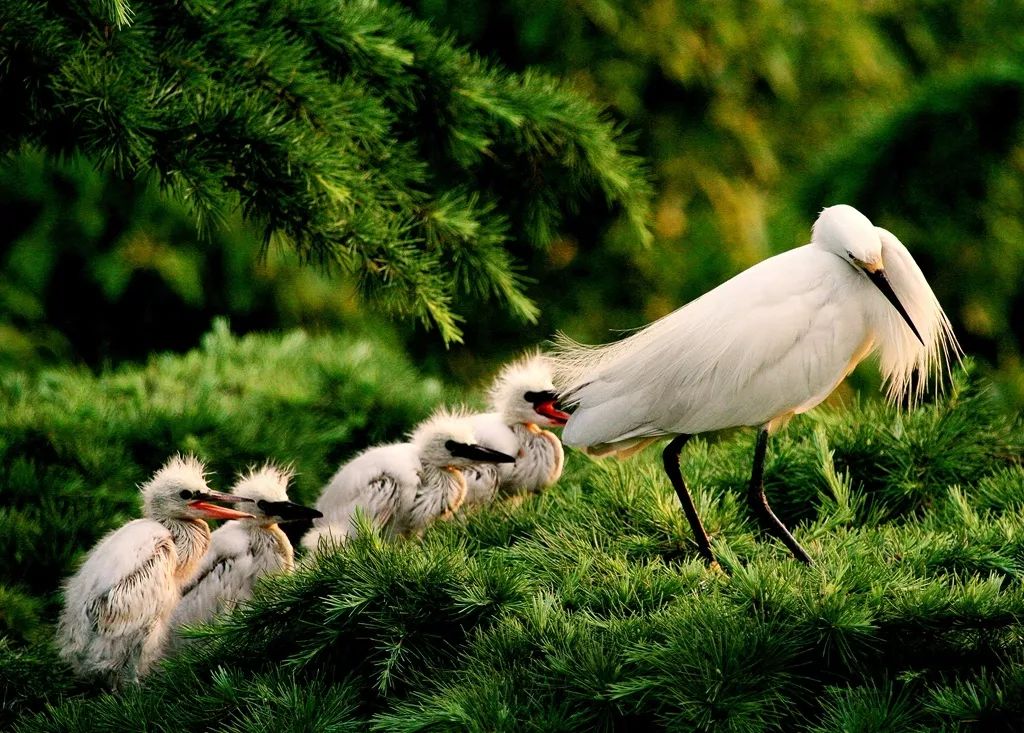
[56,456,254,687]
[551,205,959,564]
[170,464,321,637]
[302,409,516,551]
[460,354,569,506]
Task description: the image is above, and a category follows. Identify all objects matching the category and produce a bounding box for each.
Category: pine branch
[0,0,652,342]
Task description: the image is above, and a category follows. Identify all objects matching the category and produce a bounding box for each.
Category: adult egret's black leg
[747,428,812,564]
[662,434,715,564]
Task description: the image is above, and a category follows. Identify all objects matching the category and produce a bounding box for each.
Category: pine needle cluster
[0,0,651,343]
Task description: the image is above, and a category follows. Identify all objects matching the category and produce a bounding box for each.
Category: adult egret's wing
[558,247,870,444]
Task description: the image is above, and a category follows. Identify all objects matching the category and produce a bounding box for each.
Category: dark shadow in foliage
[0,637,87,729]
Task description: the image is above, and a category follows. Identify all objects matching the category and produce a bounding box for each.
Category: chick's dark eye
[444,440,457,451]
[179,490,193,500]
[257,500,269,510]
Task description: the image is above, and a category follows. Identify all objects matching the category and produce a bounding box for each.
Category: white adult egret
[460,354,569,506]
[551,205,959,564]
[56,456,254,687]
[301,409,516,551]
[170,464,321,637]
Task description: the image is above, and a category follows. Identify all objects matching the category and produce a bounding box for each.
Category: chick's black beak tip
[286,505,323,521]
[258,500,323,521]
[448,441,517,464]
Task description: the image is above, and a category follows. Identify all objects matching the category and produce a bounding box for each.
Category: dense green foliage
[0,151,383,368]
[4,346,1024,730]
[0,321,449,646]
[0,0,650,343]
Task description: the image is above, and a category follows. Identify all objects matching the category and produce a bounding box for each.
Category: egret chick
[552,205,959,565]
[57,456,254,687]
[487,353,569,495]
[458,412,520,507]
[460,354,570,506]
[302,410,516,551]
[170,464,322,636]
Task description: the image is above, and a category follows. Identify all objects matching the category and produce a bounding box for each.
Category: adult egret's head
[813,204,923,345]
[412,409,517,468]
[230,464,322,524]
[142,455,255,521]
[488,353,570,427]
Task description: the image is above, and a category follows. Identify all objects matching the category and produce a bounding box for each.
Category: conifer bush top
[0,0,651,343]
[4,351,1024,730]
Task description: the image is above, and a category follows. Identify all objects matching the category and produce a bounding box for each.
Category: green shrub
[9,362,1023,731]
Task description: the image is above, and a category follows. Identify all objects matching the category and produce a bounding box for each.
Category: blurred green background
[3,0,1023,403]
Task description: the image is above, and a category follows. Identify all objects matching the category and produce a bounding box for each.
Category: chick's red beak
[534,400,570,426]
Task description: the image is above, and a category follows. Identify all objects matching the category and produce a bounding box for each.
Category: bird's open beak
[865,268,925,346]
[524,390,570,426]
[534,401,570,426]
[447,442,517,464]
[189,491,256,520]
[259,500,323,522]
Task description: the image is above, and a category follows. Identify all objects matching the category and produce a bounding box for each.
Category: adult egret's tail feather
[550,307,708,403]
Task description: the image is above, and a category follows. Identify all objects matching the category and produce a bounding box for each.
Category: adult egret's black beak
[445,441,516,464]
[866,269,925,346]
[257,500,323,522]
[189,490,256,520]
